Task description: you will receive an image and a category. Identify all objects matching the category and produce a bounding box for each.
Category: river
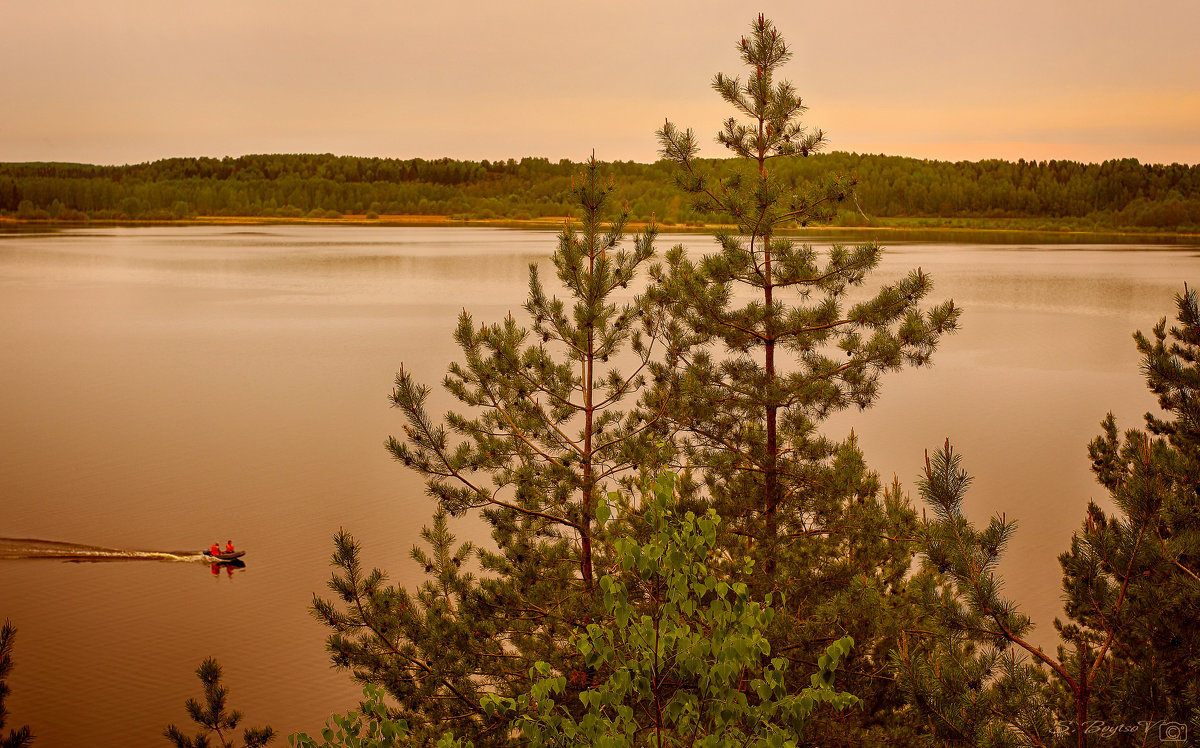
[0,225,1195,745]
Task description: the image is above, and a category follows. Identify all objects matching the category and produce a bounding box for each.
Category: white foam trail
[0,538,218,563]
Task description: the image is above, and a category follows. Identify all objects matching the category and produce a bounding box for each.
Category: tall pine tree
[649,15,960,744]
[313,158,667,744]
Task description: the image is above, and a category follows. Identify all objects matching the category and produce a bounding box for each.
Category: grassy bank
[3,212,1198,245]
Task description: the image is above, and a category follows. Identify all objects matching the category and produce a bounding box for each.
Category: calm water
[0,226,1195,745]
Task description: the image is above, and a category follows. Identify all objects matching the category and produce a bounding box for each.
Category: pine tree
[289,684,470,748]
[313,158,667,743]
[389,155,662,590]
[899,288,1200,746]
[896,443,1059,746]
[650,15,959,743]
[0,621,32,748]
[1056,285,1200,737]
[312,517,496,743]
[164,658,274,748]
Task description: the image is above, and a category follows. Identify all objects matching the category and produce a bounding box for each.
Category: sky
[3,0,1199,167]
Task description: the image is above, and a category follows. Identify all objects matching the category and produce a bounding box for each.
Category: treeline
[2,151,1199,231]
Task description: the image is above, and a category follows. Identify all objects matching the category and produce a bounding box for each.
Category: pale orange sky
[3,0,1198,166]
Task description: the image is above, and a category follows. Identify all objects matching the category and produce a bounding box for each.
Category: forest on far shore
[2,151,1199,233]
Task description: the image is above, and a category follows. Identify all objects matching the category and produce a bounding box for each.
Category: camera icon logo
[1159,722,1187,742]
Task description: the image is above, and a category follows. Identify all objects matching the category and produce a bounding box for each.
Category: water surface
[0,226,1195,745]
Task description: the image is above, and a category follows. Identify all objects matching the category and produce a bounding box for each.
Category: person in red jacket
[224,540,235,554]
[209,542,221,557]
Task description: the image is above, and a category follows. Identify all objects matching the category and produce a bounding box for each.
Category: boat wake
[0,537,210,563]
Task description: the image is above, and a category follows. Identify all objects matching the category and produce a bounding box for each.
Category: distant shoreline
[2,213,1197,244]
[5,153,1197,236]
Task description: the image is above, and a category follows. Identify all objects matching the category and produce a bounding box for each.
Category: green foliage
[164,658,274,748]
[306,474,860,746]
[0,620,33,748]
[288,684,468,748]
[481,473,861,746]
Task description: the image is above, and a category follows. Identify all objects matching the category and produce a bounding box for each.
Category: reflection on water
[0,226,1197,746]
